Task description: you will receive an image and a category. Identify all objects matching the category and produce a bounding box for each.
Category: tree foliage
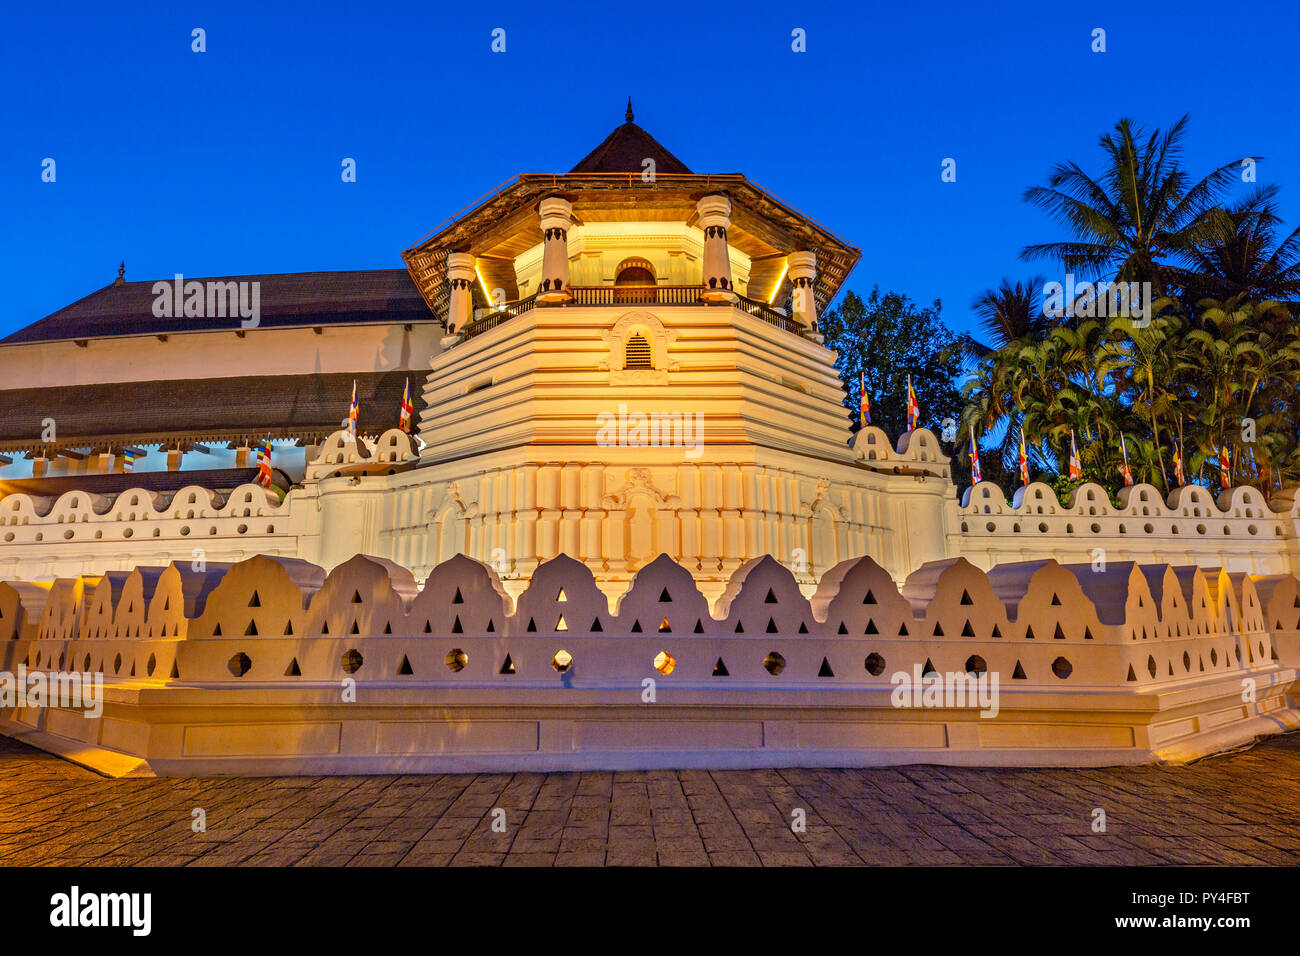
[964,115,1300,497]
[821,286,965,454]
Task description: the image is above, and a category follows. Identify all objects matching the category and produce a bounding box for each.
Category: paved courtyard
[0,733,1298,866]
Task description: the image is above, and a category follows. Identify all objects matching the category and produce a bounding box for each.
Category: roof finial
[625,97,634,123]
[115,261,125,286]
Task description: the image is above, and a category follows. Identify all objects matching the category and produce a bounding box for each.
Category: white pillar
[537,197,573,303]
[446,252,476,334]
[787,251,817,327]
[697,193,736,302]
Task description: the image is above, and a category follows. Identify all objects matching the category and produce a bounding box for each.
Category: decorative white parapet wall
[0,550,1295,775]
[0,429,421,583]
[4,421,1300,606]
[0,483,297,581]
[956,480,1300,577]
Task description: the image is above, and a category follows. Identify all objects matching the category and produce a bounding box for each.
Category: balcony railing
[567,285,704,306]
[733,294,810,336]
[464,293,538,339]
[459,287,816,341]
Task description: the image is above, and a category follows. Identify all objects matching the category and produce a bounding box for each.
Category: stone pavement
[0,733,1298,866]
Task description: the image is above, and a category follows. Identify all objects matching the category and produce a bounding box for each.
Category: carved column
[537,197,573,303]
[786,250,818,328]
[446,252,476,334]
[697,193,737,302]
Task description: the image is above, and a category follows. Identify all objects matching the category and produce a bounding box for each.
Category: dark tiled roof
[4,269,434,345]
[0,467,292,501]
[0,371,424,452]
[569,122,693,175]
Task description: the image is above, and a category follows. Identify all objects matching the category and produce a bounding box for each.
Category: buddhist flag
[1118,433,1133,486]
[1018,429,1030,486]
[255,436,273,487]
[255,437,287,500]
[1172,441,1185,487]
[1220,446,1231,489]
[1068,430,1083,480]
[969,430,982,484]
[399,377,414,432]
[906,375,920,432]
[122,448,137,473]
[859,374,870,427]
[346,380,359,439]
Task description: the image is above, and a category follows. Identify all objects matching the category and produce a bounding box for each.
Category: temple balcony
[462,286,816,343]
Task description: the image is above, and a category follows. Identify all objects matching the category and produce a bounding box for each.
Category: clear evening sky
[2,0,1295,339]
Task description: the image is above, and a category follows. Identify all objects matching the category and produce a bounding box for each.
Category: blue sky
[2,0,1296,338]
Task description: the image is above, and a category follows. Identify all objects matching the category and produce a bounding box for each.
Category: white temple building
[1,106,1299,775]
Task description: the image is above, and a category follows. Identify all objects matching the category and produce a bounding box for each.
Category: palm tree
[1020,115,1249,296]
[958,278,1056,474]
[1179,185,1300,308]
[965,277,1052,355]
[1104,305,1184,488]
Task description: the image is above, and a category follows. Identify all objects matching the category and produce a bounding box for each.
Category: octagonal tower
[308,106,958,600]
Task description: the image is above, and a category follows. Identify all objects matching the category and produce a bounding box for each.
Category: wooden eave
[402,173,861,322]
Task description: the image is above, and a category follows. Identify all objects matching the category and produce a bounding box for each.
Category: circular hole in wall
[228,652,252,677]
[341,649,364,674]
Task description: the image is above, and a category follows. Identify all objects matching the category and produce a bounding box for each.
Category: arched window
[624,332,653,369]
[614,258,657,303]
[614,257,656,285]
[615,266,655,286]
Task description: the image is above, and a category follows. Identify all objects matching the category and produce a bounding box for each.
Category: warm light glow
[474,265,499,310]
[768,262,789,304]
[653,650,677,675]
[551,649,574,673]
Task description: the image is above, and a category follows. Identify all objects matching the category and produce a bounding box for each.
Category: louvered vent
[624,333,652,369]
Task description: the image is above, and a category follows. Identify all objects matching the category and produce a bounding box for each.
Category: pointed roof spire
[570,104,692,175]
[114,261,126,286]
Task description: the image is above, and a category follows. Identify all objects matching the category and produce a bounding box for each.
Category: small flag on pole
[859,373,870,427]
[399,378,414,432]
[122,449,137,473]
[1018,429,1030,486]
[1172,441,1185,487]
[1118,433,1133,486]
[254,437,288,500]
[906,375,920,432]
[255,436,273,486]
[969,430,982,484]
[1220,445,1231,489]
[346,380,359,440]
[1068,429,1083,480]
